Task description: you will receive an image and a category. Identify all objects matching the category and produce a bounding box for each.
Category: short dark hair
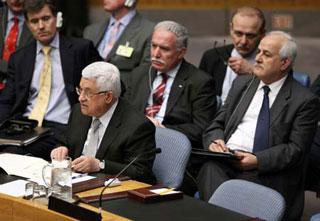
[231,6,266,34]
[24,0,58,19]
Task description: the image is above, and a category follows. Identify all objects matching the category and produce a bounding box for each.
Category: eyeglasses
[76,87,108,99]
[213,40,230,66]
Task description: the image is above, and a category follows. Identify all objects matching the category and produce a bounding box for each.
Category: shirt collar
[109,9,136,27]
[156,61,182,79]
[258,74,288,94]
[36,32,60,54]
[7,9,24,23]
[94,99,119,127]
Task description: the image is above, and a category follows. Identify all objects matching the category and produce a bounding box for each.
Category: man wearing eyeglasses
[199,6,266,105]
[50,61,156,184]
[0,0,101,160]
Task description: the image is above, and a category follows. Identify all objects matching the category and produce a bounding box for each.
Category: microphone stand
[98,148,161,213]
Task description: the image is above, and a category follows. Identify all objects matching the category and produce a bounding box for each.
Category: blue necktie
[253,86,270,152]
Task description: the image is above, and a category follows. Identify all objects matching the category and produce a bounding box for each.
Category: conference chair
[311,213,320,221]
[208,179,286,221]
[293,71,310,87]
[153,127,192,189]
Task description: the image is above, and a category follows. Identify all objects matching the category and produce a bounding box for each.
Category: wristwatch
[99,160,105,170]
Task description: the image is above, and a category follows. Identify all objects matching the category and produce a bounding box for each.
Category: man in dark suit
[0,0,33,88]
[197,31,320,220]
[199,6,265,105]
[0,0,101,160]
[127,21,216,148]
[83,0,154,91]
[51,62,156,184]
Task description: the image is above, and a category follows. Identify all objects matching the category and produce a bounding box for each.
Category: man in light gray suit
[0,0,33,87]
[83,0,154,93]
[197,31,320,220]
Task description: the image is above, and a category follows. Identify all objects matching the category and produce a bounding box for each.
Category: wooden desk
[0,178,150,221]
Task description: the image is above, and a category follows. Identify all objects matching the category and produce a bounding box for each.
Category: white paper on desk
[150,188,179,195]
[0,153,48,181]
[71,172,95,184]
[0,179,28,197]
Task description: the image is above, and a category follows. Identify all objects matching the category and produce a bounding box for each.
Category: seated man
[83,0,154,92]
[0,0,33,87]
[51,62,156,184]
[199,6,265,105]
[127,20,216,148]
[0,0,101,160]
[197,31,320,220]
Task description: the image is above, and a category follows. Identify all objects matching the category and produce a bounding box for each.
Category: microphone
[98,148,161,213]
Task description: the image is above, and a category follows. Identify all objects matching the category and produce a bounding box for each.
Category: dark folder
[0,127,52,146]
[191,148,240,161]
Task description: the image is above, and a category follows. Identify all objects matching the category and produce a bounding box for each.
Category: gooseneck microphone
[98,148,161,213]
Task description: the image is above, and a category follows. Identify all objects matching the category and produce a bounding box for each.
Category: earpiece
[124,0,135,7]
[56,11,63,28]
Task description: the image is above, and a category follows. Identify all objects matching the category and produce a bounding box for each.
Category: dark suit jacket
[199,44,233,96]
[0,6,33,77]
[83,12,154,89]
[203,74,320,220]
[65,99,156,184]
[128,60,216,147]
[0,35,101,122]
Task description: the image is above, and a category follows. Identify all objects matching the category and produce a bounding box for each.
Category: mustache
[237,44,250,50]
[151,58,166,65]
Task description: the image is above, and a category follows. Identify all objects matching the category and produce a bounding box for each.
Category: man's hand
[228,57,254,75]
[208,139,228,152]
[71,156,100,173]
[50,146,69,160]
[232,151,258,171]
[146,116,165,128]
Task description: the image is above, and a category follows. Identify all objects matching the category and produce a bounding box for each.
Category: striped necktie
[103,21,121,58]
[145,73,168,117]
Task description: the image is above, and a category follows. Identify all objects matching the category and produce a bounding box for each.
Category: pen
[211,140,234,154]
[159,188,174,195]
[72,173,88,180]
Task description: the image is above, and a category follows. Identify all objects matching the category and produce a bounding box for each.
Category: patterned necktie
[103,21,121,58]
[253,86,271,153]
[29,46,52,126]
[2,16,19,61]
[145,73,168,117]
[82,118,102,157]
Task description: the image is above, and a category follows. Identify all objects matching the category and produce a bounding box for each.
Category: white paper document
[0,153,48,181]
[0,179,28,197]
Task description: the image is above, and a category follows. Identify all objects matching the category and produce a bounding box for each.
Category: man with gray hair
[197,31,320,220]
[51,61,156,183]
[127,20,216,148]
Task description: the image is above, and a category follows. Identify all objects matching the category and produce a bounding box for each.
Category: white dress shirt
[82,100,118,156]
[226,75,288,152]
[221,48,256,105]
[147,63,181,123]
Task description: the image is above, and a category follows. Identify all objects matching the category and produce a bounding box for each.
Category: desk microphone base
[48,196,102,221]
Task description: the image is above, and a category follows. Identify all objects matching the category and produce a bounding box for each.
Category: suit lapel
[74,116,92,157]
[140,68,156,110]
[95,101,123,158]
[225,77,259,138]
[94,19,110,47]
[0,7,7,53]
[59,36,74,88]
[106,13,141,60]
[165,61,188,114]
[270,75,292,125]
